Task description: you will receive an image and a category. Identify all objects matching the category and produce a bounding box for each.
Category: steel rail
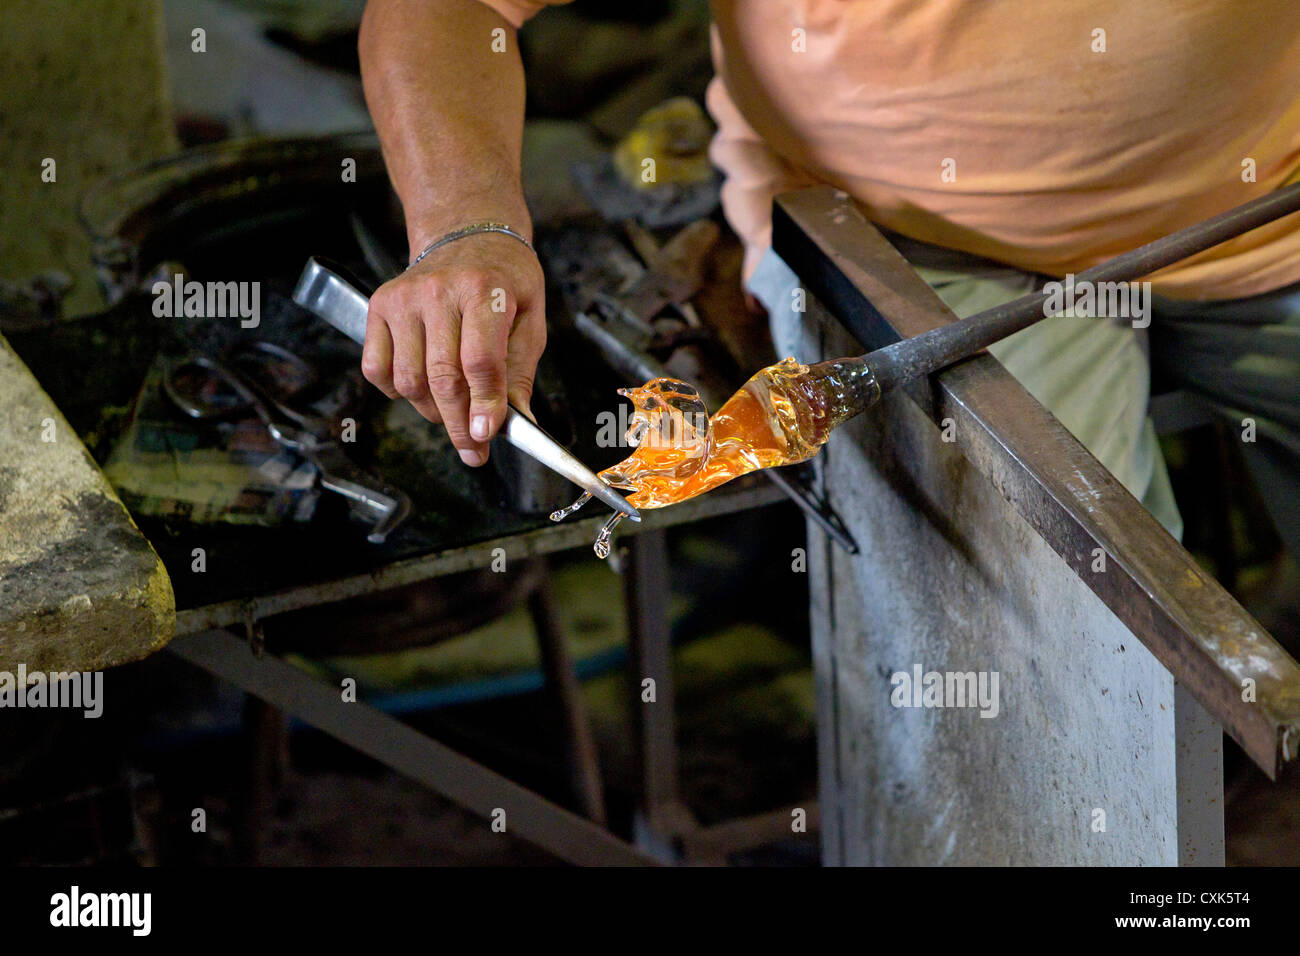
[773,185,1300,778]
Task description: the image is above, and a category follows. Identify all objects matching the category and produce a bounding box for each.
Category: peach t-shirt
[483,0,1300,300]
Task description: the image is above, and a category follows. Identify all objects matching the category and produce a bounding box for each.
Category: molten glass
[551,356,878,557]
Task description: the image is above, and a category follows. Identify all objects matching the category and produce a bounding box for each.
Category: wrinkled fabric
[1151,282,1300,558]
[484,1,1300,299]
[704,0,1300,299]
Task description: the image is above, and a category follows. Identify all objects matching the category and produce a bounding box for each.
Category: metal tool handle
[293,257,639,521]
[308,444,411,544]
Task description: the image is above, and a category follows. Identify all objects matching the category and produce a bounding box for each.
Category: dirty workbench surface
[5,268,780,633]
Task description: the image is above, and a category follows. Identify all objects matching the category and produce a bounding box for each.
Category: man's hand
[358,0,538,466]
[361,231,546,466]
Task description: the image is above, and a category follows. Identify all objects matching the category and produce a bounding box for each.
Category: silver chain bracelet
[407,221,535,270]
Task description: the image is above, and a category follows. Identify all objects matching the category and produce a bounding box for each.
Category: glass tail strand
[593,511,629,560]
[549,492,592,523]
[551,489,632,559]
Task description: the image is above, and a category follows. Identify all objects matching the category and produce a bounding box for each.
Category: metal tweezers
[292,257,641,522]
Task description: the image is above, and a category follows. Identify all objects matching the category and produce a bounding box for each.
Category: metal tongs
[293,257,640,523]
[162,343,411,544]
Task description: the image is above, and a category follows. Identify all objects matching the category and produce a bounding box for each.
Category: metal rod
[174,480,786,635]
[853,180,1300,394]
[168,629,661,865]
[763,466,858,552]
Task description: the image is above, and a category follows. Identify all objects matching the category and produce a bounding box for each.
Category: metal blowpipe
[813,181,1300,421]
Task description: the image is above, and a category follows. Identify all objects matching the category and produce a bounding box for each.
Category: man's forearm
[359,0,531,256]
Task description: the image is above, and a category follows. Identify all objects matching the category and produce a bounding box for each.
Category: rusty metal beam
[168,628,661,866]
[680,803,820,866]
[622,529,692,858]
[175,479,785,636]
[773,185,1300,779]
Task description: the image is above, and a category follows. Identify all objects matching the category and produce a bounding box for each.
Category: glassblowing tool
[819,179,1300,418]
[292,257,642,525]
[162,342,411,544]
[560,180,1300,519]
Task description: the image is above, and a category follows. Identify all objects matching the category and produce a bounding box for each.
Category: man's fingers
[460,287,513,444]
[424,311,481,465]
[361,254,545,470]
[362,314,441,421]
[360,310,399,399]
[388,315,442,425]
[505,308,546,418]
